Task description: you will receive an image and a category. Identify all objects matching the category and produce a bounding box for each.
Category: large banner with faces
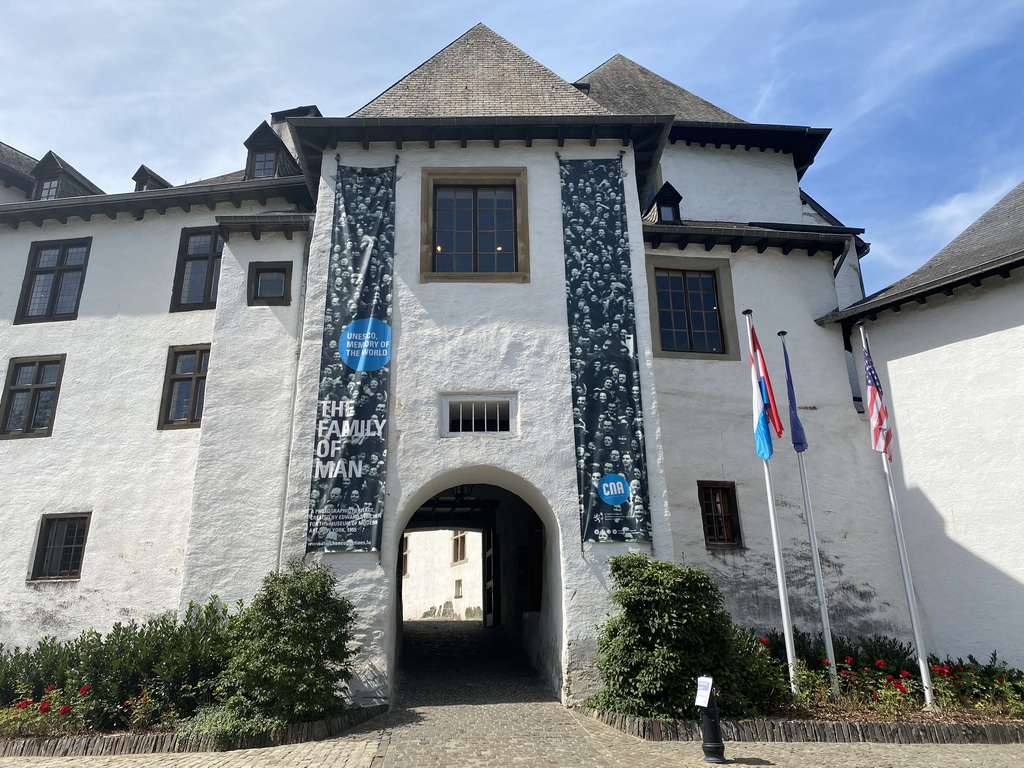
[559,157,652,543]
[306,164,395,553]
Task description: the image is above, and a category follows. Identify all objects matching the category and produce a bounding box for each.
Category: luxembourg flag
[748,324,785,460]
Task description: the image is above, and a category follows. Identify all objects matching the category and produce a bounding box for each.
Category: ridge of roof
[351,23,609,118]
[819,179,1024,323]
[576,53,743,123]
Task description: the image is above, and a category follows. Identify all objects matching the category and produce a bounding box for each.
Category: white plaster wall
[661,143,802,224]
[0,199,300,648]
[281,140,671,706]
[176,231,306,611]
[866,275,1024,666]
[401,529,483,620]
[648,242,912,640]
[0,185,30,204]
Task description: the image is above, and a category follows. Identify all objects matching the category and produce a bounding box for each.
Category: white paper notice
[695,676,713,707]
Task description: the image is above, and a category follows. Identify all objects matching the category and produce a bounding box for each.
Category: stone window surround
[419,167,530,283]
[645,253,740,361]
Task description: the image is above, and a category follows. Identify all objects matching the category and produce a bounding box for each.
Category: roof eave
[816,249,1024,326]
[669,122,830,179]
[0,176,312,230]
[643,222,849,258]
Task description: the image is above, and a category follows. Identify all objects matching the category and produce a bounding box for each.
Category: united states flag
[864,346,892,460]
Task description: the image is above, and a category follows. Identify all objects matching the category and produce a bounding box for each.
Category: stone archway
[392,474,564,696]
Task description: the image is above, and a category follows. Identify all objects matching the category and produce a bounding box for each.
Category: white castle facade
[2,26,1020,705]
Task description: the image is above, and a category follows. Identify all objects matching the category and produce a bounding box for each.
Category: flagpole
[779,332,840,698]
[857,323,936,709]
[743,310,798,694]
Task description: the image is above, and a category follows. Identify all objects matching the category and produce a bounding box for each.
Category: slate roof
[351,23,609,117]
[821,179,1024,323]
[0,140,37,175]
[577,54,742,123]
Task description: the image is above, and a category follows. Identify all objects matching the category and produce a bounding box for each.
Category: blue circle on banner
[598,474,630,505]
[339,318,392,371]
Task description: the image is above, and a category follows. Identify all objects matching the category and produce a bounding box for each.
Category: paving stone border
[572,705,1024,744]
[0,703,388,758]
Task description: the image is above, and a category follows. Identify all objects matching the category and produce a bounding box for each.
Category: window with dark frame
[454,579,463,599]
[32,514,90,580]
[249,150,278,179]
[654,268,724,353]
[247,261,292,306]
[16,239,91,323]
[698,482,742,547]
[1,355,66,439]
[452,530,467,564]
[433,185,517,273]
[36,178,60,200]
[170,229,223,311]
[158,345,210,429]
[401,534,410,577]
[658,202,680,223]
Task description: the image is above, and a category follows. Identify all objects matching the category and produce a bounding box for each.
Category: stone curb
[0,703,389,758]
[572,705,1024,744]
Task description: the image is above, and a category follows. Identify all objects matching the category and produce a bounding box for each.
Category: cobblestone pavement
[3,621,1022,767]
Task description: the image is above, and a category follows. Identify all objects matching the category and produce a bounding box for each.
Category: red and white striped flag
[863,344,892,460]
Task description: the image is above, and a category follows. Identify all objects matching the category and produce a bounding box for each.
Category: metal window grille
[654,268,724,353]
[698,483,742,547]
[32,515,90,579]
[445,399,511,434]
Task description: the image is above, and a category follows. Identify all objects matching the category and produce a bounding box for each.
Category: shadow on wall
[702,488,1024,665]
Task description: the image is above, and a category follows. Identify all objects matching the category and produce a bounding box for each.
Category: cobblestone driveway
[2,622,1021,767]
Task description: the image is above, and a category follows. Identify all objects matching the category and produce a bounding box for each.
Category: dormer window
[36,178,59,200]
[645,181,683,225]
[249,150,278,179]
[658,202,680,223]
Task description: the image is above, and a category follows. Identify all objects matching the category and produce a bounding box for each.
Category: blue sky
[2,0,1022,294]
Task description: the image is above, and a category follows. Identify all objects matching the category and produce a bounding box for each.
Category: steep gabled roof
[351,24,609,117]
[577,54,742,123]
[820,179,1024,324]
[132,164,173,191]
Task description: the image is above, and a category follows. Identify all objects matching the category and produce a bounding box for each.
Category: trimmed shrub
[218,559,357,724]
[588,553,789,720]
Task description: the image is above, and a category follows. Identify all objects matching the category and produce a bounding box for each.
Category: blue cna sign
[598,473,630,505]
[339,318,392,372]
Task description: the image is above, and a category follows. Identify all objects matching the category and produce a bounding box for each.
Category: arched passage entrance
[393,479,563,696]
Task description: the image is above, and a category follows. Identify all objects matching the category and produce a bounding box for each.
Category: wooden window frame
[158,344,211,430]
[451,530,468,565]
[247,261,292,306]
[31,513,91,581]
[420,167,529,283]
[35,178,60,201]
[697,482,743,548]
[15,238,92,324]
[247,150,279,179]
[0,354,66,439]
[646,254,740,361]
[169,228,223,312]
[658,202,681,223]
[454,578,463,599]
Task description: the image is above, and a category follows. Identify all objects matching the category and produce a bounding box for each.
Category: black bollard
[698,686,726,764]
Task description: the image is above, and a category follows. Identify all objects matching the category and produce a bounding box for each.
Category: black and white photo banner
[307,164,396,553]
[559,157,652,543]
